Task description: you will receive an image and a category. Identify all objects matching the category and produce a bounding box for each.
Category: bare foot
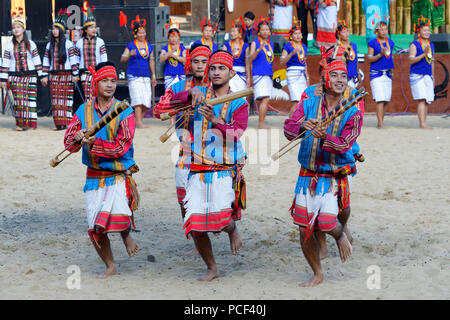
[97,265,118,279]
[420,125,433,130]
[197,268,219,282]
[377,124,388,129]
[336,232,352,263]
[300,273,324,287]
[183,246,198,257]
[258,124,271,130]
[15,126,24,131]
[343,225,353,245]
[122,234,139,257]
[136,123,149,129]
[228,227,243,255]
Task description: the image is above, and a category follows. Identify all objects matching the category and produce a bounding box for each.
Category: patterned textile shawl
[190,86,246,183]
[75,99,136,191]
[50,71,74,126]
[83,37,97,71]
[9,74,37,129]
[295,94,358,196]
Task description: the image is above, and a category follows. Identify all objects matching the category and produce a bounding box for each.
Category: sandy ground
[0,112,449,300]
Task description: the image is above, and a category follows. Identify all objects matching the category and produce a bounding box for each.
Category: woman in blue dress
[222,17,249,92]
[120,16,157,128]
[160,21,187,90]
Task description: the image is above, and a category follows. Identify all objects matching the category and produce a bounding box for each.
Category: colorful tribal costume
[0,15,43,130]
[251,17,274,100]
[125,15,155,109]
[409,19,435,105]
[316,0,338,48]
[368,22,395,103]
[154,45,211,218]
[43,9,79,128]
[162,21,186,90]
[63,64,139,247]
[75,2,107,101]
[223,17,249,93]
[160,51,248,238]
[284,57,363,241]
[335,22,360,89]
[282,18,309,102]
[271,0,294,39]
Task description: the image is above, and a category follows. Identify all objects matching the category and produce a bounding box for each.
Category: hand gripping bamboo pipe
[50,99,130,168]
[159,88,254,121]
[159,88,254,143]
[271,89,368,161]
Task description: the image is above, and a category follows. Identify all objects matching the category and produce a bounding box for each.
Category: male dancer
[161,51,248,281]
[154,44,211,255]
[64,62,139,278]
[284,51,363,286]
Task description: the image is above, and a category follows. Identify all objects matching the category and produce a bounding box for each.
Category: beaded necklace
[168,43,180,67]
[201,37,213,50]
[134,40,149,59]
[418,37,433,64]
[376,37,391,57]
[291,40,305,62]
[231,39,243,59]
[259,36,273,64]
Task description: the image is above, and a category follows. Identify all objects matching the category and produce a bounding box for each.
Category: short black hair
[244,11,255,20]
[95,61,116,72]
[189,43,211,53]
[168,28,180,37]
[209,49,233,59]
[335,25,346,39]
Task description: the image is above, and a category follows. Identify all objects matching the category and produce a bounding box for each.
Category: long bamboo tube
[50,100,130,167]
[352,0,359,35]
[447,0,450,33]
[345,1,353,33]
[397,0,404,35]
[159,88,254,121]
[403,0,411,34]
[390,0,397,36]
[361,14,366,36]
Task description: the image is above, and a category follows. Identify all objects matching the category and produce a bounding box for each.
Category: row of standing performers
[0,13,436,131]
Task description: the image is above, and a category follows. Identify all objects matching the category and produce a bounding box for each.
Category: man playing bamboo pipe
[294,44,365,260]
[160,50,248,281]
[283,49,363,287]
[154,43,211,256]
[64,61,140,279]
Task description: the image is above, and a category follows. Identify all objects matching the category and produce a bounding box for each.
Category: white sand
[0,113,449,299]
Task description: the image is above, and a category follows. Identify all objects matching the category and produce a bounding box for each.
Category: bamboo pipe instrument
[50,99,130,168]
[160,121,176,143]
[273,88,361,159]
[160,88,254,121]
[272,89,368,161]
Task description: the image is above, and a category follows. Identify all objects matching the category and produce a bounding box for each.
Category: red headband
[319,46,345,68]
[88,65,117,97]
[203,51,234,84]
[184,45,211,74]
[320,46,347,89]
